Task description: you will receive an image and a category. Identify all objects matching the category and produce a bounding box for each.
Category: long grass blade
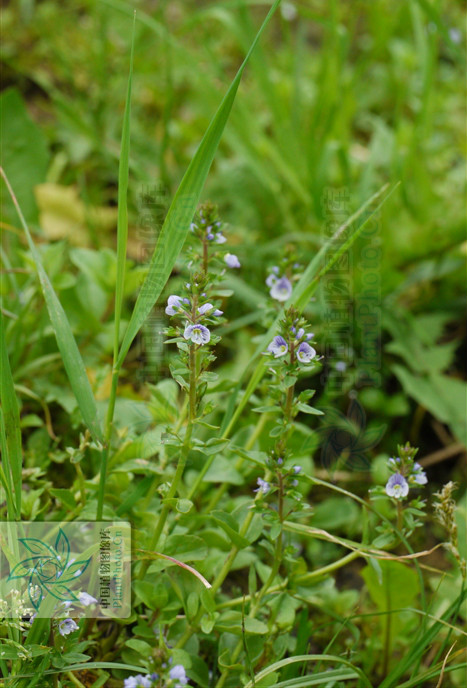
[112,11,135,372]
[0,168,104,443]
[243,653,372,688]
[0,312,22,518]
[116,0,282,370]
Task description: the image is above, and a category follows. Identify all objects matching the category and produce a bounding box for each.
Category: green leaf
[0,169,104,443]
[361,559,420,656]
[211,511,250,549]
[215,611,268,635]
[133,580,168,610]
[0,88,49,223]
[204,455,244,485]
[125,638,153,656]
[295,402,323,415]
[115,0,282,369]
[163,534,208,562]
[392,364,467,447]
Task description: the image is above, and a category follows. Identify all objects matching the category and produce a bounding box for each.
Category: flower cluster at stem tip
[164,202,239,347]
[384,442,427,500]
[265,309,319,367]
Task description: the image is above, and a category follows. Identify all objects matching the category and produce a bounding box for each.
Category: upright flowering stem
[139,355,197,581]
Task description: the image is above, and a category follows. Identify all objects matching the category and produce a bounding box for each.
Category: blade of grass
[0,168,104,444]
[379,584,466,688]
[96,11,135,520]
[0,311,22,518]
[115,0,282,371]
[243,654,372,688]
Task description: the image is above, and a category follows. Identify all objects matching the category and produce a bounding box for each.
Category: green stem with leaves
[138,343,197,580]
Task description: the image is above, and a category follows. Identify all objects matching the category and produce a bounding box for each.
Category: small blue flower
[293,465,302,474]
[410,462,428,485]
[266,273,278,288]
[123,677,152,688]
[166,295,185,316]
[224,253,241,268]
[254,478,270,495]
[58,618,78,636]
[270,276,292,302]
[215,232,227,244]
[335,361,347,372]
[296,342,316,363]
[385,473,409,499]
[169,664,188,685]
[198,303,214,315]
[184,323,211,345]
[267,336,288,358]
[78,592,97,606]
[137,678,152,688]
[212,309,223,316]
[123,679,138,688]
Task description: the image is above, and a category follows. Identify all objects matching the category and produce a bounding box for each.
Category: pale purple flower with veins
[224,253,241,268]
[184,323,211,345]
[385,473,409,499]
[267,336,288,358]
[296,342,316,363]
[270,276,292,302]
[58,618,78,636]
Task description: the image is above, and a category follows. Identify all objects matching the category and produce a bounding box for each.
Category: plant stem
[138,344,197,580]
[96,367,120,520]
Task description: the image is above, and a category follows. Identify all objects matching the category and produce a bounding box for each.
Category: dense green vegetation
[0,1,465,686]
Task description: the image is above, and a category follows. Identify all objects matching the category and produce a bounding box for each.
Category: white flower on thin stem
[254,478,270,495]
[270,276,292,302]
[224,253,241,268]
[385,473,409,499]
[79,592,97,606]
[166,295,185,316]
[197,303,214,315]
